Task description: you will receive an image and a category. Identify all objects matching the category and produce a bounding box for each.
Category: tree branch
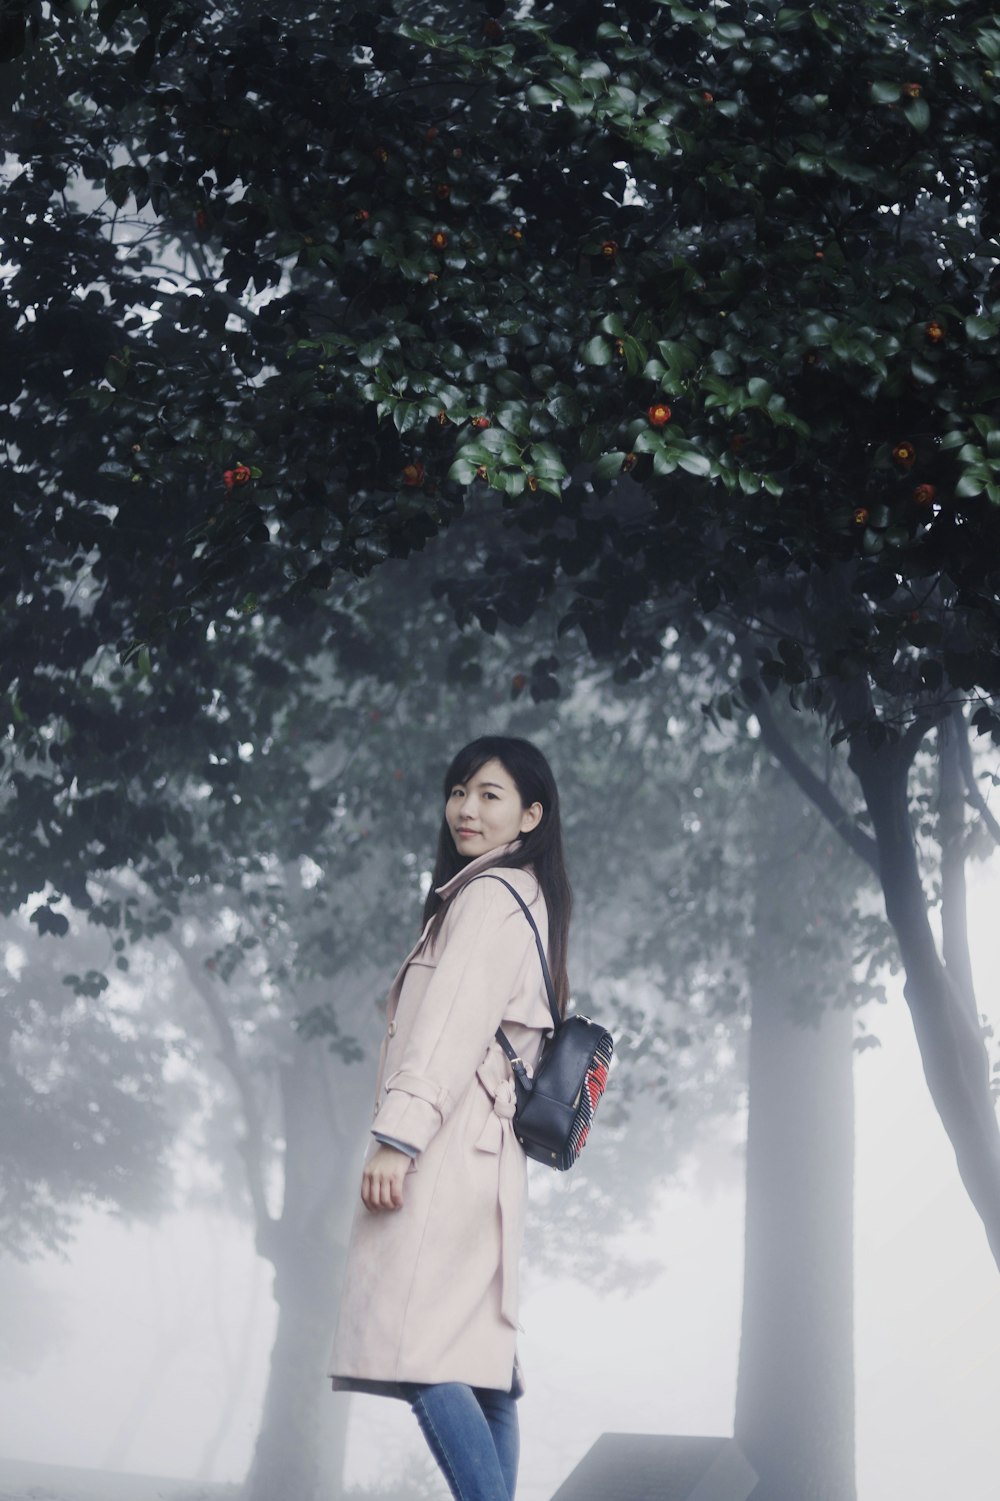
[747,673,879,873]
[938,705,979,1023]
[160,930,280,1260]
[956,706,1000,848]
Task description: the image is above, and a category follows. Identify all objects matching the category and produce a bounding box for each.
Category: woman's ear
[519,801,543,834]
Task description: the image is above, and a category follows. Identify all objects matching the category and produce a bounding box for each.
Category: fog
[2,865,997,1501]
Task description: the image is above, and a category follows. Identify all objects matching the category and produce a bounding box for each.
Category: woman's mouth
[457,828,480,837]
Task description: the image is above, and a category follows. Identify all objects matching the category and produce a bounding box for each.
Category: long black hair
[421,736,573,1016]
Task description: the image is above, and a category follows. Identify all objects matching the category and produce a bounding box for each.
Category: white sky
[0,866,998,1499]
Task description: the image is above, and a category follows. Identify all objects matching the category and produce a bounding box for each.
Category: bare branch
[938,706,979,1023]
[749,678,879,873]
[956,706,1000,849]
[161,930,280,1258]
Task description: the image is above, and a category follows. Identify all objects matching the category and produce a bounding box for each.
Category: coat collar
[434,839,523,900]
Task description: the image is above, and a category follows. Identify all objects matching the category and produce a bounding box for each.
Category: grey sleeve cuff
[372,1131,419,1159]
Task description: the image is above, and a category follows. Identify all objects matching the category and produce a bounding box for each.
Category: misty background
[6,3,1000,1499]
[2,545,999,1500]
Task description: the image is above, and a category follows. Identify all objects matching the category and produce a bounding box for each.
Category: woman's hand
[361,1143,412,1212]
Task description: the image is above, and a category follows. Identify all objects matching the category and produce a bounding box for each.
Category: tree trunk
[241,1229,350,1501]
[241,1030,371,1501]
[734,777,856,1501]
[845,727,1000,1273]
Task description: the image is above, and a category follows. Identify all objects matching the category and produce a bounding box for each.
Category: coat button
[388,1020,397,1037]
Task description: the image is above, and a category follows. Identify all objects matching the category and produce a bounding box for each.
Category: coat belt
[474,1063,523,1328]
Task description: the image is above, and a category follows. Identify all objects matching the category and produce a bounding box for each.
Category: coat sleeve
[371,877,535,1154]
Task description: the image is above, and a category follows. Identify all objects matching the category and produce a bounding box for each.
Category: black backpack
[474,875,614,1171]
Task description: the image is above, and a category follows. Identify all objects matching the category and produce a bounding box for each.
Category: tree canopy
[5,0,1000,722]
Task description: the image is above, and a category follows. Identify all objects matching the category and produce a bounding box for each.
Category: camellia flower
[526,474,539,491]
[471,415,491,430]
[648,402,672,427]
[702,91,714,104]
[223,463,252,491]
[892,440,916,467]
[914,483,936,505]
[507,225,524,241]
[621,452,638,472]
[925,320,944,343]
[601,240,619,260]
[430,229,448,250]
[402,462,425,487]
[437,410,450,426]
[902,81,922,98]
[354,208,370,222]
[435,183,451,200]
[475,465,488,481]
[853,507,869,525]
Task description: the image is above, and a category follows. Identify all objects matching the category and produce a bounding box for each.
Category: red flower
[902,81,922,98]
[892,441,916,468]
[430,229,448,250]
[232,463,252,485]
[621,452,637,472]
[526,474,539,491]
[475,465,488,481]
[925,320,944,343]
[354,208,370,222]
[853,507,869,525]
[435,183,451,200]
[402,462,425,487]
[222,469,235,490]
[601,240,619,260]
[648,402,672,427]
[701,91,714,104]
[913,483,936,506]
[436,409,451,426]
[471,415,491,430]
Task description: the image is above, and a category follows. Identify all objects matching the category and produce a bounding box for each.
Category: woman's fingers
[361,1146,409,1212]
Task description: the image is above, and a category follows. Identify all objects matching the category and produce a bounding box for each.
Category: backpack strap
[469,873,561,1032]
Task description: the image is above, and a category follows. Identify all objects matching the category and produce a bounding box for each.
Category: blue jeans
[402,1381,519,1501]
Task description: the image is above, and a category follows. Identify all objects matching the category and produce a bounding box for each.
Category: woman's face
[445,757,543,857]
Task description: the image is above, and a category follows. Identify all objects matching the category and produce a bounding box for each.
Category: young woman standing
[328,736,572,1501]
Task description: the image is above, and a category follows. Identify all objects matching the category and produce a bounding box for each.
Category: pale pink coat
[328,844,553,1395]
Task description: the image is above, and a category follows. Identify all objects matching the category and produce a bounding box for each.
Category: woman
[328,735,572,1501]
